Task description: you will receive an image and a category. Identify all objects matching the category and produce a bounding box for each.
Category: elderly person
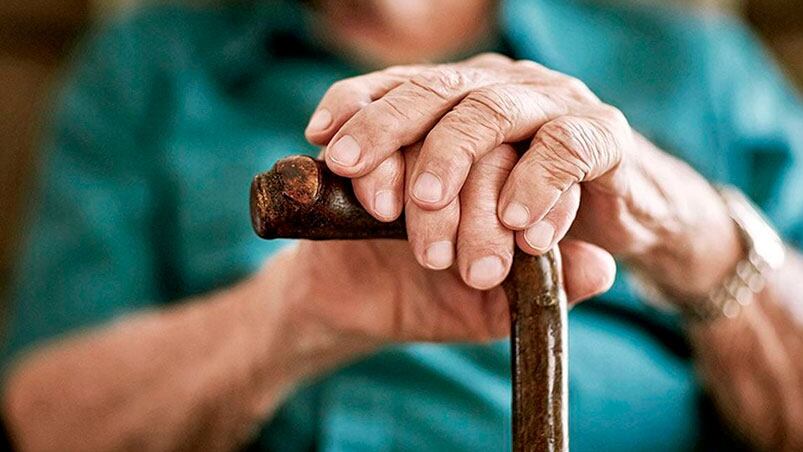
[2,0,802,450]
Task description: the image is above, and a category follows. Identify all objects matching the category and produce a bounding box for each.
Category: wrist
[200,253,306,415]
[636,194,743,300]
[237,248,317,385]
[623,144,744,301]
[243,246,377,385]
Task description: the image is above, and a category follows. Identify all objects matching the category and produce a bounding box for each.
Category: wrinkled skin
[305,53,731,297]
[282,238,612,348]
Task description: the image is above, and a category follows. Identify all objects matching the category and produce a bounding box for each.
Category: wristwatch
[632,185,786,322]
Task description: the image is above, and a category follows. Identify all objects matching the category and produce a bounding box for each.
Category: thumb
[558,239,617,304]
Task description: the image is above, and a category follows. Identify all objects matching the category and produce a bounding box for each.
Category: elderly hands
[305,53,644,291]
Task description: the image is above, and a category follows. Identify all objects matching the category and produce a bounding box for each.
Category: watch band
[633,185,786,322]
[686,246,775,321]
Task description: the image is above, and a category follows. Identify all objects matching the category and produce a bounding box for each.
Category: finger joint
[409,66,471,101]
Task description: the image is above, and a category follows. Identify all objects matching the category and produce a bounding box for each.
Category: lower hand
[267,238,614,365]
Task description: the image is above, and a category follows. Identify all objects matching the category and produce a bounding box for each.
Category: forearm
[621,139,803,450]
[687,251,803,451]
[2,249,314,452]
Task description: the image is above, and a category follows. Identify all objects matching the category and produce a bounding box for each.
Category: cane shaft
[505,249,568,452]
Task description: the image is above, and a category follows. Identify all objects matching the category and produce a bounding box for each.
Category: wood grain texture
[505,249,568,452]
[251,155,569,451]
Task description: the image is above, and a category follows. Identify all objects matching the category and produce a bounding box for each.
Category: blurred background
[0,0,802,314]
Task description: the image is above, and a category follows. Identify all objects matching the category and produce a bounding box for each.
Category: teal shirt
[5,1,803,450]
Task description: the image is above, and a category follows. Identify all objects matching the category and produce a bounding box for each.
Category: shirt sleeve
[1,17,166,366]
[707,19,803,248]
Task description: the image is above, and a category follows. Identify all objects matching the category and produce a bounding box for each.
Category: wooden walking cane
[251,155,568,451]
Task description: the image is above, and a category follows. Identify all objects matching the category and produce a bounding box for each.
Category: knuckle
[409,66,471,100]
[538,120,584,154]
[536,120,596,186]
[603,105,630,129]
[563,77,596,100]
[540,120,592,158]
[515,59,546,72]
[593,106,630,150]
[538,157,585,191]
[435,90,515,164]
[461,89,516,135]
[538,157,586,192]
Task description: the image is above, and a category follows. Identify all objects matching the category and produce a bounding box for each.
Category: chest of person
[156,60,353,295]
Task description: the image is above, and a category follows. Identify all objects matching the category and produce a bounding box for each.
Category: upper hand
[305,53,632,289]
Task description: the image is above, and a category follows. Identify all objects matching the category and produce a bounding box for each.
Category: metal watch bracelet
[632,185,786,322]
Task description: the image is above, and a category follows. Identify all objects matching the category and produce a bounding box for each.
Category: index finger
[305,66,424,145]
[323,63,499,178]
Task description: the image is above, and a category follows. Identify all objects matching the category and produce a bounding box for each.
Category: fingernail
[425,241,454,270]
[412,172,443,203]
[524,221,555,251]
[305,109,333,133]
[468,255,505,289]
[374,190,396,219]
[502,202,530,228]
[329,135,361,166]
